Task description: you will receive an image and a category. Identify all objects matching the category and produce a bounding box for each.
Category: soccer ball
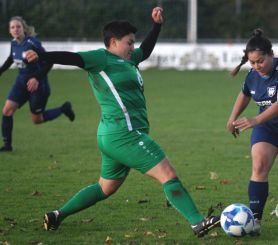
[220,203,254,237]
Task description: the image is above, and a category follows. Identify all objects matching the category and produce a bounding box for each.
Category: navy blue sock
[2,115,13,147]
[248,180,268,220]
[42,108,62,122]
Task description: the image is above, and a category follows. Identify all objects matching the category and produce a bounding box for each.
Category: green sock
[163,177,204,225]
[59,183,107,221]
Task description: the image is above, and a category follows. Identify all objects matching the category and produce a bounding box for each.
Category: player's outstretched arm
[26,50,85,68]
[140,7,163,61]
[0,54,13,76]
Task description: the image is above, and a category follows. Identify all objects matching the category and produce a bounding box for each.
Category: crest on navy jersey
[267,86,276,97]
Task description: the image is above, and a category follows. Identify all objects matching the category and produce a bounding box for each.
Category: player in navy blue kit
[227,28,278,235]
[0,16,75,152]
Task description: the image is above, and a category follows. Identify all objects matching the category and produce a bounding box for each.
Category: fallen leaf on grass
[31,191,43,196]
[80,218,94,223]
[270,204,278,217]
[210,172,218,180]
[4,217,17,227]
[195,185,206,190]
[158,231,167,239]
[29,219,39,223]
[269,197,276,203]
[139,217,149,222]
[234,240,244,245]
[48,163,59,170]
[220,179,230,185]
[3,241,11,245]
[124,234,134,238]
[104,236,112,245]
[209,231,219,237]
[144,231,154,236]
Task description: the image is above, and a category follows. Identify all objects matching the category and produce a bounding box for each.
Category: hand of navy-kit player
[227,119,240,138]
[27,77,39,92]
[233,117,258,132]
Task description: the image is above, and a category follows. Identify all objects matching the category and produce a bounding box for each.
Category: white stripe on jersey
[99,71,133,131]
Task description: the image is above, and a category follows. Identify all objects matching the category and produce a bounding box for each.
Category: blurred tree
[198,0,237,42]
[239,0,278,39]
[198,0,278,42]
[1,0,278,42]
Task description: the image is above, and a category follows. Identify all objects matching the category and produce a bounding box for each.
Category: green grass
[0,69,277,245]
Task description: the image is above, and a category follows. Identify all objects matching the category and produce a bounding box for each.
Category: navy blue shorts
[251,123,278,148]
[8,75,50,114]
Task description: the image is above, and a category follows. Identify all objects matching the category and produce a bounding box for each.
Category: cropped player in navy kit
[0,16,75,152]
[227,28,278,235]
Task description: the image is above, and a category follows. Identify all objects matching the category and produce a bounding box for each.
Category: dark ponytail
[230,53,248,77]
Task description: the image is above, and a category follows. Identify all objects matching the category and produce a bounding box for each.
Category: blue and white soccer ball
[220,203,254,237]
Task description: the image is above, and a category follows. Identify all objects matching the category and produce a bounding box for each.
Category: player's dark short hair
[103,20,137,47]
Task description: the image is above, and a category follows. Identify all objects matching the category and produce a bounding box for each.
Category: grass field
[0,69,277,245]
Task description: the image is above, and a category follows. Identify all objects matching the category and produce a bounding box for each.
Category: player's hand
[232,117,258,132]
[27,78,39,92]
[227,119,240,138]
[152,7,163,24]
[25,50,39,63]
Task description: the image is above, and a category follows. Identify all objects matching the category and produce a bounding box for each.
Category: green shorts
[97,130,165,180]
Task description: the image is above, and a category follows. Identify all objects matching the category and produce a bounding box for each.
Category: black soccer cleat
[61,101,75,122]
[44,210,61,231]
[0,145,13,152]
[191,215,220,237]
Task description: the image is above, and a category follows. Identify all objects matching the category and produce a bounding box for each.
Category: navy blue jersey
[242,58,278,126]
[11,35,46,77]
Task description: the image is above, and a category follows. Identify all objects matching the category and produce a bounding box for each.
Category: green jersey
[78,48,149,135]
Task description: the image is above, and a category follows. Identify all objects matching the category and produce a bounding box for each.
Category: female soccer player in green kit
[26,6,219,238]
